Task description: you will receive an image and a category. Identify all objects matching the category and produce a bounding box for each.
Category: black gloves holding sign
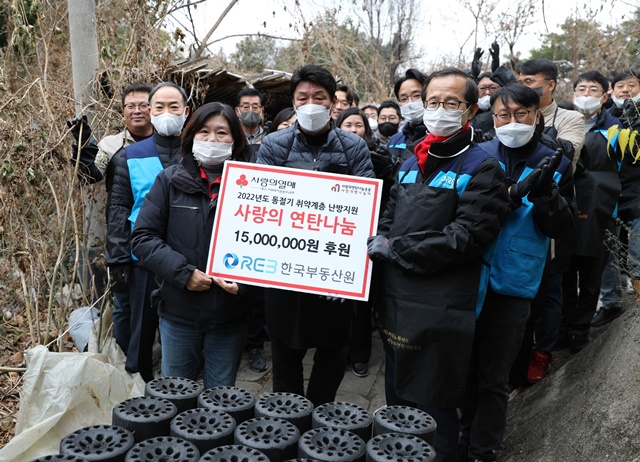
[367,235,393,261]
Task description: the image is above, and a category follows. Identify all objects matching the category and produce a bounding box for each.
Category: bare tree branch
[192,0,240,60]
[164,0,208,17]
[207,33,302,47]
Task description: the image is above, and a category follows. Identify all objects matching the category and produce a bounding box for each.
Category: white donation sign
[207,161,383,301]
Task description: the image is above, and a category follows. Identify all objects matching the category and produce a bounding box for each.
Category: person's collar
[246,126,263,142]
[127,128,152,143]
[414,123,473,170]
[540,99,557,119]
[153,129,182,147]
[502,132,540,158]
[427,122,473,158]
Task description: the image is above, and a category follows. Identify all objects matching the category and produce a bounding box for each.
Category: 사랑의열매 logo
[236,174,249,188]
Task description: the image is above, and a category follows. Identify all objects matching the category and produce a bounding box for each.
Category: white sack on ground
[0,341,144,462]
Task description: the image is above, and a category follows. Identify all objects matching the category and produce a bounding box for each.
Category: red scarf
[414,122,471,171]
[199,167,222,200]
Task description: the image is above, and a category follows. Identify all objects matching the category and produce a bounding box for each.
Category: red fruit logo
[236,174,248,187]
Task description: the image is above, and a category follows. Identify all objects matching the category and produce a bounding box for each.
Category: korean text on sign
[207,161,383,301]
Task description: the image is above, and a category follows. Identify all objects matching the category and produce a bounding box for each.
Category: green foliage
[1,159,14,177]
[529,9,640,76]
[231,36,278,73]
[1,0,40,55]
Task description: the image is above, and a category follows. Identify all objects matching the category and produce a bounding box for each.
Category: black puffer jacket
[255,121,374,349]
[130,154,250,327]
[256,121,375,178]
[106,131,182,267]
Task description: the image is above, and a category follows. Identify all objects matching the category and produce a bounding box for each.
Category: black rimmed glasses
[493,110,533,123]
[424,99,469,111]
[124,102,150,111]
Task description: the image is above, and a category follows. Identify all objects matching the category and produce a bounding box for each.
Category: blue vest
[125,137,164,259]
[485,141,565,299]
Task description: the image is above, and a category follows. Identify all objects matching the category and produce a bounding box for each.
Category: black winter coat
[255,122,375,348]
[130,154,250,328]
[257,121,375,178]
[573,110,621,256]
[375,130,510,407]
[106,131,182,267]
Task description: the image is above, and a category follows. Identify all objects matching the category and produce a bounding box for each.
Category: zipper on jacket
[171,205,199,211]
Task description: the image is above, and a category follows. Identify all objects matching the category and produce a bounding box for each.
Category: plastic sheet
[0,335,144,462]
[68,306,100,352]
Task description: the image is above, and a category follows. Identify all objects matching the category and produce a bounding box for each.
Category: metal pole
[67,0,103,301]
[67,0,99,125]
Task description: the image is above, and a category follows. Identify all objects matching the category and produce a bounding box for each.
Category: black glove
[620,98,640,131]
[109,265,130,293]
[370,150,398,181]
[481,131,495,142]
[489,41,500,71]
[530,149,562,197]
[70,140,102,183]
[71,140,99,164]
[67,115,93,147]
[509,165,544,206]
[367,235,392,261]
[471,47,484,79]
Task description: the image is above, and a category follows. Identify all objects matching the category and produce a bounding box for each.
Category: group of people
[67,57,640,462]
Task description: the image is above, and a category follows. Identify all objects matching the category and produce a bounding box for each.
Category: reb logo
[223,253,239,269]
[236,174,248,188]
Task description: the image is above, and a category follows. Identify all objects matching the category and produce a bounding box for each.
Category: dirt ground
[0,318,26,447]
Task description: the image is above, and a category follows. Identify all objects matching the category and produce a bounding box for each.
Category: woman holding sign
[130,102,253,389]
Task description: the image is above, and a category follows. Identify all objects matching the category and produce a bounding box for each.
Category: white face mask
[495,119,536,148]
[573,95,603,115]
[423,107,468,137]
[478,95,491,111]
[296,104,331,134]
[400,100,425,125]
[368,118,379,131]
[612,95,626,108]
[633,93,640,103]
[192,140,233,166]
[151,111,186,136]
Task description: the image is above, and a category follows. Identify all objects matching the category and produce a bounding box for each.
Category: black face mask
[378,122,399,137]
[239,110,262,128]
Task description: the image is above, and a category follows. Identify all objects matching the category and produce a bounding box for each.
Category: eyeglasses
[574,85,604,96]
[478,85,500,93]
[398,92,423,104]
[239,103,262,111]
[493,110,533,123]
[424,99,469,111]
[378,115,399,122]
[124,102,149,111]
